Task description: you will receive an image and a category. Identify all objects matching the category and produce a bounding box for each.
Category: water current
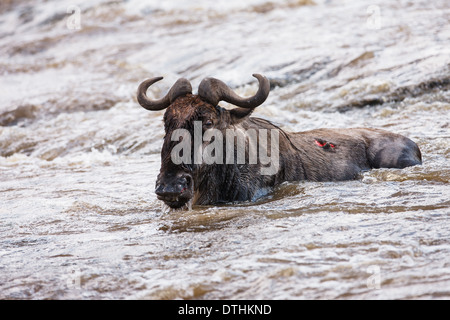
[0,0,449,299]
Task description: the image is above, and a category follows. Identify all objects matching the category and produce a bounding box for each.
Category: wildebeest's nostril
[155,184,165,196]
[155,184,177,197]
[155,173,193,199]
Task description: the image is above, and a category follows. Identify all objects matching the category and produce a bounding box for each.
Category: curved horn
[198,74,270,108]
[137,77,192,111]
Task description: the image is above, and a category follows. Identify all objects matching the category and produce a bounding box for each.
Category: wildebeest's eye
[204,119,213,129]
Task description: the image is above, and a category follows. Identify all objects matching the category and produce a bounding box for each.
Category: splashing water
[0,0,449,299]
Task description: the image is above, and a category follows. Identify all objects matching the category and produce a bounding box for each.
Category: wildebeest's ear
[229,107,254,124]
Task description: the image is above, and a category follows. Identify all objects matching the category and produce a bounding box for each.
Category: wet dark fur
[157,95,422,207]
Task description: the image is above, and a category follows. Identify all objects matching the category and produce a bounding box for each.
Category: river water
[0,0,449,299]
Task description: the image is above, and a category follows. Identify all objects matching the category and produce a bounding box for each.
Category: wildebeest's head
[137,74,270,208]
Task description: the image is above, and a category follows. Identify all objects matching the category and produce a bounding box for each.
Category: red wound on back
[315,139,336,149]
[315,140,326,147]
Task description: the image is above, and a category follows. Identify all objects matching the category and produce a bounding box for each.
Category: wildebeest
[137,74,422,208]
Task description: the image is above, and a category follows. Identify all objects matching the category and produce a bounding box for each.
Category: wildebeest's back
[288,128,422,182]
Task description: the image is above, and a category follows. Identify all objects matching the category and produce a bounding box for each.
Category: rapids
[0,0,449,299]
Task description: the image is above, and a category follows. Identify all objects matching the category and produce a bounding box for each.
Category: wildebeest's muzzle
[155,172,193,208]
